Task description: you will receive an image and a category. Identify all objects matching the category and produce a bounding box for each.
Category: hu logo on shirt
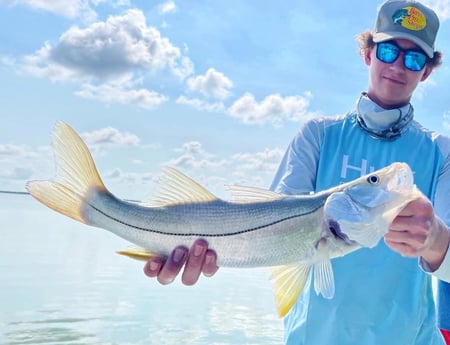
[340,155,375,179]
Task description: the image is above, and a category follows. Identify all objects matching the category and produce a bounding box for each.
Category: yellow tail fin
[26,121,107,224]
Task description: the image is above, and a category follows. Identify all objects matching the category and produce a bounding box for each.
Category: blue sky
[1,0,450,201]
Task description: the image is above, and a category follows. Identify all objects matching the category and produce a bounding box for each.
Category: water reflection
[1,194,283,344]
[6,313,97,345]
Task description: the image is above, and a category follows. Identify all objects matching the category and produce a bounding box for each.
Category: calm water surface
[0,194,284,344]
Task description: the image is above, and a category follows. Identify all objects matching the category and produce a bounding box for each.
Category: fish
[26,121,422,317]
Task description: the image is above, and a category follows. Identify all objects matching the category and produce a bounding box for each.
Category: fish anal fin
[117,248,160,261]
[271,264,311,317]
[141,167,218,207]
[313,259,335,299]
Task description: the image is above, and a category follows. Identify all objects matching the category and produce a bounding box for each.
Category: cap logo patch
[392,6,427,31]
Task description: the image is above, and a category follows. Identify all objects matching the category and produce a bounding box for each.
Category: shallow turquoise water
[0,194,284,344]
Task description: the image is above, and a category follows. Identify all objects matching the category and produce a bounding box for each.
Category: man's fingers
[384,237,421,257]
[182,239,208,285]
[157,246,188,285]
[143,256,164,278]
[202,250,219,277]
[143,239,218,286]
[385,229,428,248]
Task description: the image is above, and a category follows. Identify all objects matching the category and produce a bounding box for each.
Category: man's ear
[364,46,373,66]
[420,65,433,82]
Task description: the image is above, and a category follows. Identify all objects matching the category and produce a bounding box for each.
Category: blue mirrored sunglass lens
[404,52,427,71]
[377,44,399,63]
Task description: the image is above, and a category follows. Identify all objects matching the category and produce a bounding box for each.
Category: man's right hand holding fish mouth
[385,196,450,272]
[144,195,450,284]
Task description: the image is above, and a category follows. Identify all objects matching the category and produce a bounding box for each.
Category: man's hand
[385,196,450,271]
[143,239,219,285]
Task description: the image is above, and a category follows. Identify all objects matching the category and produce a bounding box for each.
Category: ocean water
[0,194,284,345]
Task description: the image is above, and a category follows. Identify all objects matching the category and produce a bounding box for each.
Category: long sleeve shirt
[270,95,450,344]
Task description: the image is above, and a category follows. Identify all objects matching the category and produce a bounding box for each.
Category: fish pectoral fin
[270,263,311,317]
[313,259,335,299]
[116,248,160,261]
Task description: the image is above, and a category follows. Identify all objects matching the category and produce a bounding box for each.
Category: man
[144,1,450,344]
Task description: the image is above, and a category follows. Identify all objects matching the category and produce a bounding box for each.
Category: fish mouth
[386,163,414,192]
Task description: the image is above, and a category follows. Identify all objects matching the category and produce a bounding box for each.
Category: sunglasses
[376,41,428,72]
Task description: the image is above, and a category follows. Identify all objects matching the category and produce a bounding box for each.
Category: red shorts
[441,329,450,344]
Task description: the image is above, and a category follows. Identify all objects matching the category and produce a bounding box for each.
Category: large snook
[26,121,422,317]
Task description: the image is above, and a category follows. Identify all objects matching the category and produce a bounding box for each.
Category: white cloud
[231,148,284,173]
[76,82,168,109]
[0,144,54,184]
[414,75,438,100]
[159,141,284,194]
[0,136,282,197]
[0,144,29,156]
[0,0,132,20]
[178,67,233,114]
[103,167,156,184]
[21,42,83,81]
[93,0,130,7]
[174,141,208,155]
[186,68,233,100]
[81,127,140,146]
[164,142,283,182]
[166,141,227,170]
[443,111,450,131]
[0,166,33,180]
[0,0,97,21]
[159,0,176,14]
[228,92,315,126]
[176,95,225,112]
[423,0,450,21]
[16,8,194,108]
[0,144,45,161]
[227,148,284,188]
[21,9,193,82]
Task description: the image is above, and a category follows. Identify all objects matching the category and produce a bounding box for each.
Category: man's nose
[390,52,406,70]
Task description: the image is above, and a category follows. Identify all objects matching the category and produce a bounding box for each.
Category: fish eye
[367,174,380,185]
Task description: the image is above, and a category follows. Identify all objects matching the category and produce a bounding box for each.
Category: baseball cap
[373,0,439,57]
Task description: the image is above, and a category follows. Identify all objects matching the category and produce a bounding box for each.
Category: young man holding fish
[145,0,450,344]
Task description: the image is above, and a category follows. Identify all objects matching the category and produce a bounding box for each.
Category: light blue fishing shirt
[271,94,450,345]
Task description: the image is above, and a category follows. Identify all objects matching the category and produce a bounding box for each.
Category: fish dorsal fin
[226,185,284,203]
[141,167,218,207]
[271,263,311,317]
[313,259,335,299]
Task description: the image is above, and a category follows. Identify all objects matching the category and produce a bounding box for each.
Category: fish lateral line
[85,197,326,238]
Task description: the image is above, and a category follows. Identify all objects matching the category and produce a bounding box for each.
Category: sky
[1,0,450,201]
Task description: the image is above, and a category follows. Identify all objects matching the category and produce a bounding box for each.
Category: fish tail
[26,121,107,224]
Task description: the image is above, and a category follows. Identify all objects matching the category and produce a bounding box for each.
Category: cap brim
[373,32,434,58]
